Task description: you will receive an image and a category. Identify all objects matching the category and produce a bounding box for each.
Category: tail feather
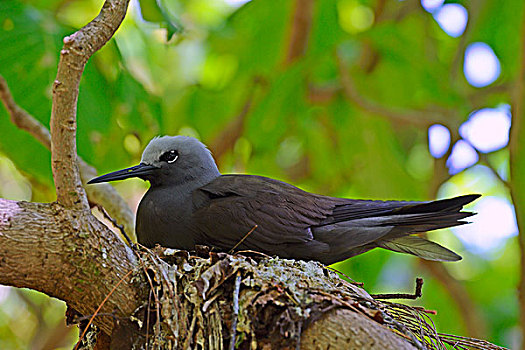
[327,194,480,225]
[375,196,478,260]
[380,212,475,233]
[378,236,462,261]
[392,194,480,215]
[318,194,480,263]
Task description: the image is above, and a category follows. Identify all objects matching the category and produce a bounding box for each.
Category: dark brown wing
[191,174,479,262]
[191,175,345,250]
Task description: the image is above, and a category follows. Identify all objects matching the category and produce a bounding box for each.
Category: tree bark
[0,199,144,336]
[300,308,417,349]
[50,0,130,211]
[0,75,136,240]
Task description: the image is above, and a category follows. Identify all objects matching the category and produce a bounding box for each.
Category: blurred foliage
[0,0,522,348]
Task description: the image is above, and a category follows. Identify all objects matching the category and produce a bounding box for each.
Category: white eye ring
[162,150,179,163]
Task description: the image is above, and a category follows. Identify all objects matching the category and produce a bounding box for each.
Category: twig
[284,0,314,64]
[124,244,163,347]
[438,333,509,350]
[229,271,242,350]
[336,52,459,128]
[467,83,510,106]
[229,224,258,254]
[210,77,260,163]
[428,128,459,197]
[235,249,272,259]
[388,317,426,350]
[0,74,136,241]
[358,0,386,74]
[96,204,133,246]
[458,137,508,187]
[146,289,152,350]
[296,318,302,350]
[183,310,198,349]
[0,75,52,147]
[73,268,135,350]
[373,0,387,22]
[323,265,363,286]
[295,318,303,350]
[50,0,130,210]
[412,306,437,315]
[143,259,162,338]
[424,127,488,339]
[419,260,487,338]
[371,278,424,300]
[478,152,510,188]
[73,312,121,324]
[295,288,309,350]
[449,0,473,82]
[314,290,362,314]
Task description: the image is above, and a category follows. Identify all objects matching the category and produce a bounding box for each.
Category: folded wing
[193,174,479,264]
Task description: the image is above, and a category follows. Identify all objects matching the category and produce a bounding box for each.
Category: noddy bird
[88,135,479,265]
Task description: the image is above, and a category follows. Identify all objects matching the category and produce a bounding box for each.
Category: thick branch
[301,308,416,349]
[0,199,144,335]
[50,0,130,210]
[0,75,136,240]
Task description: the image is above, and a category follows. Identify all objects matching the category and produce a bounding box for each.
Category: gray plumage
[89,135,480,265]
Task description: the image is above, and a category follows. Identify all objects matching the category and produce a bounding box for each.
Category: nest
[116,246,506,350]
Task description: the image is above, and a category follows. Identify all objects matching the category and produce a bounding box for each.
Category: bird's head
[88,135,220,187]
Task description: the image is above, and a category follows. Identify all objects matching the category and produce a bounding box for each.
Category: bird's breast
[136,189,196,250]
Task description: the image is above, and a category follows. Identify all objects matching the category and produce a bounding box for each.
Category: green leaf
[0,2,63,187]
[137,0,183,40]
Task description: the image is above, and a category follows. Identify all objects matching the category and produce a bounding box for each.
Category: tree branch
[419,260,487,338]
[477,152,510,188]
[80,162,136,241]
[509,2,525,348]
[336,52,459,129]
[50,0,130,210]
[0,76,52,147]
[209,78,260,164]
[0,75,136,241]
[284,0,314,64]
[423,131,488,339]
[212,0,316,162]
[0,198,144,336]
[300,308,417,349]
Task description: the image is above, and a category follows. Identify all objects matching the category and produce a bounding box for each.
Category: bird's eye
[160,150,179,163]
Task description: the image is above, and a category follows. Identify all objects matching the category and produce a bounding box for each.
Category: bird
[88,135,480,265]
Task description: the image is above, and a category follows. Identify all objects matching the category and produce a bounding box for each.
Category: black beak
[87,163,159,184]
